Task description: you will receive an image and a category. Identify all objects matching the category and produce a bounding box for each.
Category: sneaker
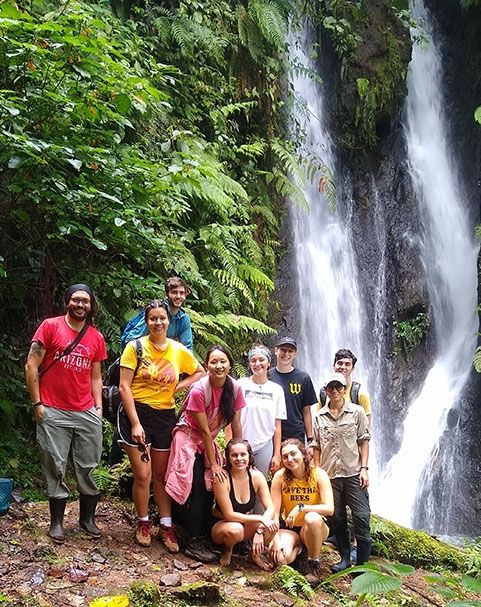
[158,524,179,553]
[305,558,322,587]
[185,537,218,563]
[135,520,152,547]
[293,546,309,575]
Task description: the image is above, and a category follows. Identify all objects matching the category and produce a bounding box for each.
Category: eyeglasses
[326,384,345,393]
[70,297,90,305]
[138,444,150,463]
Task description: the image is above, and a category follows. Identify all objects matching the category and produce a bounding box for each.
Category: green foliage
[393,312,430,357]
[327,558,480,607]
[295,0,411,154]
[271,564,314,599]
[462,536,481,576]
[127,580,160,607]
[0,0,297,455]
[370,515,465,571]
[475,106,481,125]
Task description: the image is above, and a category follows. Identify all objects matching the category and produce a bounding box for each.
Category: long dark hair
[205,345,236,425]
[280,438,314,486]
[224,439,255,472]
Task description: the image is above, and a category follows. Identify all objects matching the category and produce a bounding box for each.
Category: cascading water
[373,0,479,531]
[288,1,478,535]
[287,30,367,386]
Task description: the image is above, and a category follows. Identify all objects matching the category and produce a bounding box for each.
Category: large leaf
[351,571,401,595]
[461,575,481,593]
[380,562,415,576]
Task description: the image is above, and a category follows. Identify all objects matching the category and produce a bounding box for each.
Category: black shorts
[117,402,176,451]
[280,518,302,536]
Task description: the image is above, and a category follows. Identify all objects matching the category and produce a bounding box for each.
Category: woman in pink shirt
[165,345,245,562]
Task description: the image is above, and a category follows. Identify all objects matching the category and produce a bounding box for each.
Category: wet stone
[160,572,182,587]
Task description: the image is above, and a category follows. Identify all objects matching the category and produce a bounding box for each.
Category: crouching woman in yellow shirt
[270,439,334,585]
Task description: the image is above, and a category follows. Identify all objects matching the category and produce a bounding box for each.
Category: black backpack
[319,381,361,407]
[102,339,143,424]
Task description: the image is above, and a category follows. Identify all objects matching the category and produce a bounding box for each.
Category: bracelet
[298,503,305,511]
[361,466,369,470]
[255,529,264,535]
[95,406,102,411]
[32,401,43,408]
[307,436,313,442]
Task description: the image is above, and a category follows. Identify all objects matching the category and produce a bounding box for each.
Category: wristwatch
[32,401,43,408]
[298,503,305,511]
[255,529,264,535]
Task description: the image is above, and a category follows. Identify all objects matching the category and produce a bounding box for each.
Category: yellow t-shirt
[120,337,198,409]
[281,467,321,527]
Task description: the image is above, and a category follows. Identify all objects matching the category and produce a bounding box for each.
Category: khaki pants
[36,406,102,498]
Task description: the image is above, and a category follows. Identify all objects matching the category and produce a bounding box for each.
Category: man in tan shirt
[312,372,371,572]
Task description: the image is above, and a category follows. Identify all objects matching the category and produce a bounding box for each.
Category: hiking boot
[135,520,152,547]
[79,494,101,538]
[330,547,351,573]
[185,536,218,563]
[158,524,179,553]
[48,498,67,544]
[293,546,309,575]
[305,559,322,586]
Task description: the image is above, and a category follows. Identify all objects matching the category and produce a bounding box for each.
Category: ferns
[272,565,314,599]
[236,0,290,63]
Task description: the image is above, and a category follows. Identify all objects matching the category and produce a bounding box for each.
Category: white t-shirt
[238,376,287,452]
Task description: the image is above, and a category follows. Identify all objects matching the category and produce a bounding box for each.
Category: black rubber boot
[79,494,101,538]
[330,530,351,573]
[356,538,372,566]
[48,498,67,543]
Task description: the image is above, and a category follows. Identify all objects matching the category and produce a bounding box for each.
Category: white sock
[160,517,172,527]
[138,515,149,522]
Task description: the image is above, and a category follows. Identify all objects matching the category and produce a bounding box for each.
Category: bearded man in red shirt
[25,284,107,543]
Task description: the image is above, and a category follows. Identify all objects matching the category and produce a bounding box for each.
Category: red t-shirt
[32,316,107,411]
[182,377,245,438]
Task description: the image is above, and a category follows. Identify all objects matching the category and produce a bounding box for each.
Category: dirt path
[0,499,451,606]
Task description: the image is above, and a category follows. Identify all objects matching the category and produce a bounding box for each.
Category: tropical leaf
[460,575,481,593]
[474,105,481,125]
[380,562,416,576]
[351,571,401,595]
[473,346,481,373]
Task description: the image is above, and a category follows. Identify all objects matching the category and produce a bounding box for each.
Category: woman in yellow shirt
[118,300,204,551]
[270,439,334,585]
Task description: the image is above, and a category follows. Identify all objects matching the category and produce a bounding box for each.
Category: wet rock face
[273,0,481,535]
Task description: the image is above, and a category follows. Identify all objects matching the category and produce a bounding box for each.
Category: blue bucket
[0,478,13,514]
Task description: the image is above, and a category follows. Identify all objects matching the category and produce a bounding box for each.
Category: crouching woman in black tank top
[211,439,278,569]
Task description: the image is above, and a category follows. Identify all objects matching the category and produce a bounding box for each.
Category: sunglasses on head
[138,443,150,463]
[326,383,345,392]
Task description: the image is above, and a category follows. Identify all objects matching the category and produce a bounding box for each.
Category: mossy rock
[171,581,222,604]
[371,515,465,570]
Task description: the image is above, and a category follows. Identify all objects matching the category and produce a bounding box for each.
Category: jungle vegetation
[0,0,415,487]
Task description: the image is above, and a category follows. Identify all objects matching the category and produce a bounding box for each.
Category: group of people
[25,278,372,585]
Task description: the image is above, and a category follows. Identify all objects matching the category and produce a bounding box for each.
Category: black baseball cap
[275,336,297,350]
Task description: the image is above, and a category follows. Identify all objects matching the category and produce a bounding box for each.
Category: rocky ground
[0,499,468,607]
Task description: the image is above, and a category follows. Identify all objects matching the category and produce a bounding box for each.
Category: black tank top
[229,469,256,514]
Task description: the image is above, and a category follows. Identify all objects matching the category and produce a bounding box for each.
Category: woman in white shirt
[233,345,287,495]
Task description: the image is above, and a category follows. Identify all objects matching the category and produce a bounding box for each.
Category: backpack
[102,339,143,424]
[319,381,361,407]
[176,374,241,422]
[121,310,148,350]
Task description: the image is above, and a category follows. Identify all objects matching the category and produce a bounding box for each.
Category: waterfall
[287,31,368,387]
[288,1,478,535]
[373,0,479,531]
